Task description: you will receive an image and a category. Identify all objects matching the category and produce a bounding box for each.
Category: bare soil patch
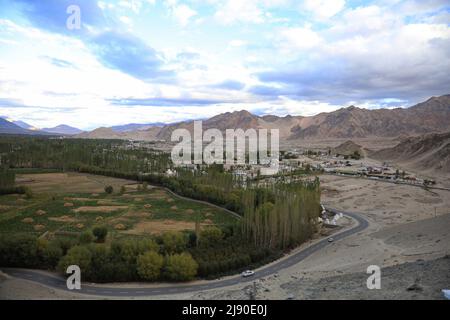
[123,219,204,235]
[72,206,128,213]
[48,215,78,223]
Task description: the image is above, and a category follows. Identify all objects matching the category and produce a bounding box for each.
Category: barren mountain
[332,140,365,157]
[42,124,83,135]
[290,95,450,140]
[372,131,450,173]
[75,126,160,140]
[70,95,450,142]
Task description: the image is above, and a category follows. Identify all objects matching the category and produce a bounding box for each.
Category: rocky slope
[372,131,450,173]
[70,94,450,142]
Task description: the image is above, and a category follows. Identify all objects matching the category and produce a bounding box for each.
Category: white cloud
[304,0,346,19]
[228,39,247,47]
[215,0,265,24]
[172,4,197,26]
[165,1,197,27]
[277,26,322,52]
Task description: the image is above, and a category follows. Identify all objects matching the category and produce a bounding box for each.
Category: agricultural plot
[0,173,237,239]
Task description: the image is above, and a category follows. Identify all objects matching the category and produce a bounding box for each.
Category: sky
[0,0,449,130]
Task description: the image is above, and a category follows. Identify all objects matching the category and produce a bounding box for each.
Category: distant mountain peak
[42,124,83,135]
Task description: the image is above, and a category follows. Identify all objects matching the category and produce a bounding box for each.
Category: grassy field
[0,173,237,239]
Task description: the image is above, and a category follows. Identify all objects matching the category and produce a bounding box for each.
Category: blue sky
[0,0,449,129]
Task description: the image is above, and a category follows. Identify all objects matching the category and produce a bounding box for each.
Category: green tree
[92,226,108,243]
[162,231,186,254]
[104,185,113,194]
[57,245,92,274]
[24,186,33,199]
[41,242,63,269]
[137,251,164,281]
[79,231,94,244]
[199,226,223,245]
[164,252,198,281]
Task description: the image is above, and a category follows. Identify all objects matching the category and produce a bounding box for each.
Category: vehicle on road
[241,270,255,277]
[328,237,334,242]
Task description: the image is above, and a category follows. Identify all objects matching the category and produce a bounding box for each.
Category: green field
[0,173,237,240]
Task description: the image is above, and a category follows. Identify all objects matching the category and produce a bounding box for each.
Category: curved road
[1,208,368,297]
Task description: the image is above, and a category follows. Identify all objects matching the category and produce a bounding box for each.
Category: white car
[328,237,334,243]
[241,270,255,277]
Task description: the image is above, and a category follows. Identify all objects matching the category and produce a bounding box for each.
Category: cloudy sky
[0,0,449,130]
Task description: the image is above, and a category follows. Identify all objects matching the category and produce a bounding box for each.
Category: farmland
[0,172,237,239]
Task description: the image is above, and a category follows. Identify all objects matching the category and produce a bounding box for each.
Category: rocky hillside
[372,131,450,173]
[69,94,450,142]
[332,140,365,157]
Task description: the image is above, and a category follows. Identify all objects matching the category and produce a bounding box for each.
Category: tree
[41,243,63,269]
[92,226,108,243]
[199,226,223,245]
[57,245,92,275]
[162,231,186,254]
[119,185,126,194]
[24,186,33,199]
[137,251,164,281]
[164,252,198,281]
[79,231,94,244]
[104,185,113,194]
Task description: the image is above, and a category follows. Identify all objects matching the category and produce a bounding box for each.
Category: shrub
[113,239,159,264]
[162,231,187,254]
[79,231,94,244]
[57,245,92,275]
[92,226,108,243]
[137,251,164,281]
[164,252,198,281]
[41,242,63,269]
[199,227,223,245]
[0,234,39,267]
[24,186,33,199]
[104,185,113,194]
[119,185,126,194]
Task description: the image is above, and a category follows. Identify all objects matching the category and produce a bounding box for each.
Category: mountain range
[139,94,450,141]
[1,95,449,140]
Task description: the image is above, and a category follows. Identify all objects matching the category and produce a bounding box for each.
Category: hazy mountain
[4,94,450,141]
[110,122,164,132]
[0,118,52,135]
[372,131,450,173]
[75,126,160,140]
[42,124,83,135]
[0,117,39,131]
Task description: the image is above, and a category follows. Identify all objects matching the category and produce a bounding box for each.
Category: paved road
[1,208,368,297]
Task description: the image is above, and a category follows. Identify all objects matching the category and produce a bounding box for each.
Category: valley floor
[1,174,449,300]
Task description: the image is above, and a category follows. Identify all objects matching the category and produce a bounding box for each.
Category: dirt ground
[16,172,137,194]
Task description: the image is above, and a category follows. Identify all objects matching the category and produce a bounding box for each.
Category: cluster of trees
[0,168,31,196]
[242,178,321,249]
[342,151,361,160]
[0,136,323,280]
[0,230,199,282]
[0,136,170,174]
